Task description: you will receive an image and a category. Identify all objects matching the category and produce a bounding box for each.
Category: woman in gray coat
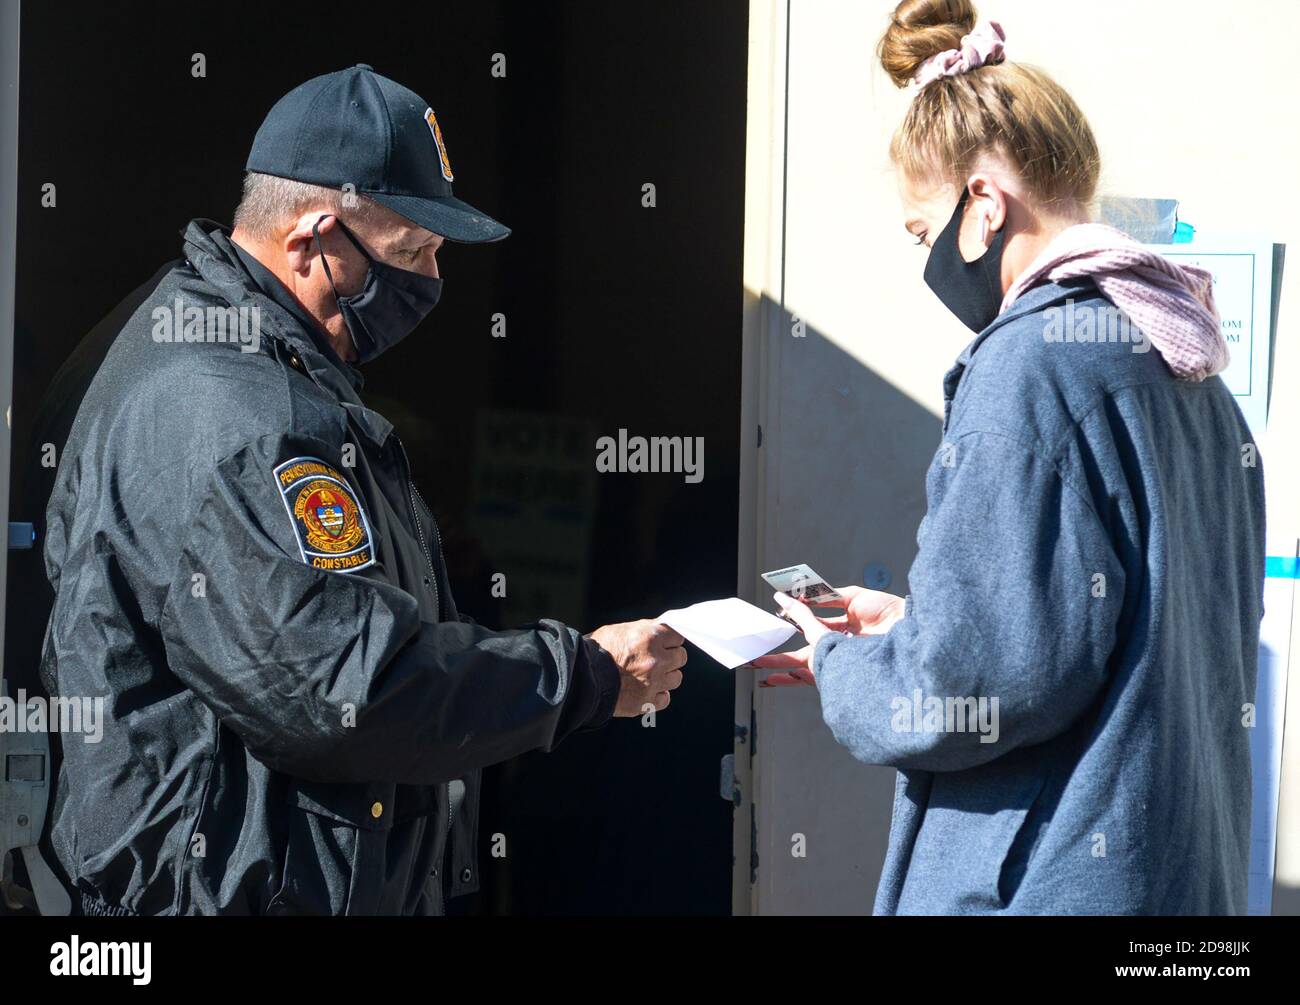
[751,0,1265,915]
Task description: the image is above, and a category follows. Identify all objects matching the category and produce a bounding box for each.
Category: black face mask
[922,186,1006,333]
[312,215,444,364]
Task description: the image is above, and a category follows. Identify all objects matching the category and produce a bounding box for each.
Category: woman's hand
[747,586,905,687]
[813,585,907,637]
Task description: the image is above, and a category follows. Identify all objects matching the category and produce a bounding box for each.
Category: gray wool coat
[813,277,1265,915]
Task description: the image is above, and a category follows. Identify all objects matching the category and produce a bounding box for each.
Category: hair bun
[878,0,979,89]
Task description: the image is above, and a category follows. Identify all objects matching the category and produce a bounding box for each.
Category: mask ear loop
[311,214,346,303]
[312,213,375,292]
[311,213,369,361]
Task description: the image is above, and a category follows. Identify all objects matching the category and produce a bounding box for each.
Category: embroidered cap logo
[424,107,454,182]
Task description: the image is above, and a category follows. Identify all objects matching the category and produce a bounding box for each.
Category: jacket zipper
[290,347,457,914]
[411,483,447,602]
[391,434,451,916]
[393,436,440,621]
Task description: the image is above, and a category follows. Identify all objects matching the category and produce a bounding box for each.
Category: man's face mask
[922,185,1006,334]
[312,214,443,364]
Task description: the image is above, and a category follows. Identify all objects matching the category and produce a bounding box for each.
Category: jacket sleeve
[455,602,623,735]
[158,432,621,785]
[812,429,1124,772]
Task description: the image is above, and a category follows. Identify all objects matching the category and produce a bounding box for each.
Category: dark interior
[5,0,748,914]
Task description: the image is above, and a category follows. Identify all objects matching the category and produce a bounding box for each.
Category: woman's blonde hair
[879,0,1100,211]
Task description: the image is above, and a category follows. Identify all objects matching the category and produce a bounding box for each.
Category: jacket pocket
[904,762,1048,914]
[996,767,1056,908]
[979,768,1049,911]
[265,780,396,916]
[447,771,481,899]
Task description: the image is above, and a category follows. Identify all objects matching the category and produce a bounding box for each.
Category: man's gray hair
[232,171,382,240]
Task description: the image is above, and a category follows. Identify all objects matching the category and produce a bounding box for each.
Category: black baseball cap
[246,64,509,244]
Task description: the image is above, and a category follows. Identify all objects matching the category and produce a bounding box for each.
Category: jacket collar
[339,400,394,449]
[941,276,1098,426]
[179,219,366,401]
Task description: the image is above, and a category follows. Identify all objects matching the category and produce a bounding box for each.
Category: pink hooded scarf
[1000,223,1229,382]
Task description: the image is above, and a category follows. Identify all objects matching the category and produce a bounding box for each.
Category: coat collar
[179,219,366,401]
[941,276,1098,428]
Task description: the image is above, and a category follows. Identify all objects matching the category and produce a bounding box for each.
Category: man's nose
[411,251,439,280]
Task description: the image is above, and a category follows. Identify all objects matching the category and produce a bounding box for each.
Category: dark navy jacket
[41,220,620,915]
[814,278,1265,914]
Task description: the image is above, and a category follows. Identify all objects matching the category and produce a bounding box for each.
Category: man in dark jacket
[39,65,685,916]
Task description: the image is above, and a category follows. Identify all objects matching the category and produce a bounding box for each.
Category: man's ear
[283,212,335,276]
[966,174,1007,240]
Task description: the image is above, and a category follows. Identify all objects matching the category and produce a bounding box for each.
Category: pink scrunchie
[910,20,1006,93]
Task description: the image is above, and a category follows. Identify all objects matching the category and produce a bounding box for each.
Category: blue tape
[1265,556,1300,579]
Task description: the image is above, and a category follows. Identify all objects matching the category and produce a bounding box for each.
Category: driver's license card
[760,564,844,606]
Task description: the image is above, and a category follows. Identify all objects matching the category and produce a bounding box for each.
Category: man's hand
[590,620,687,716]
[747,586,905,687]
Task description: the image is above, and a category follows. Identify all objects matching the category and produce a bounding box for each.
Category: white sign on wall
[1146,235,1274,436]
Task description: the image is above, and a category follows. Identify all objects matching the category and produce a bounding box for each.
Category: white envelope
[658,597,797,669]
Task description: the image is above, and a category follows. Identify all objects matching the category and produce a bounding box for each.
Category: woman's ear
[966,174,1008,243]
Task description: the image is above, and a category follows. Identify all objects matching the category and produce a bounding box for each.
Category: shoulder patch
[274,457,376,573]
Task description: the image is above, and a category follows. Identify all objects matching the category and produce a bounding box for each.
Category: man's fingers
[748,651,808,669]
[652,623,685,647]
[662,669,684,691]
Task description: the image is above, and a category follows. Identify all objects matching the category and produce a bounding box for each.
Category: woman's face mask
[922,186,1006,334]
[312,214,444,364]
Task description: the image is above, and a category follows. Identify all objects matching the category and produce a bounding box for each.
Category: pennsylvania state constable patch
[274,457,376,573]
